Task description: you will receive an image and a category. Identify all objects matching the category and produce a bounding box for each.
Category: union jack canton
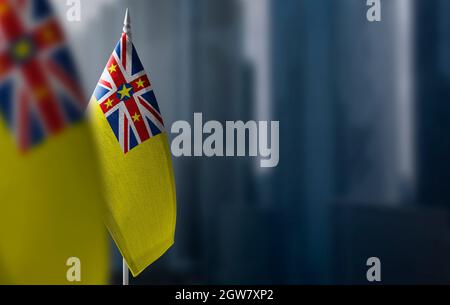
[93,31,165,154]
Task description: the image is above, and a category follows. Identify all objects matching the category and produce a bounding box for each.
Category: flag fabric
[0,0,109,284]
[89,17,177,276]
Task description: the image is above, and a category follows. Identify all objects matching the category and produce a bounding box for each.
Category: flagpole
[122,8,131,286]
[123,258,129,285]
[123,8,131,40]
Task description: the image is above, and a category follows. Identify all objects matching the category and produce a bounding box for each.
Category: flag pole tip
[123,8,131,35]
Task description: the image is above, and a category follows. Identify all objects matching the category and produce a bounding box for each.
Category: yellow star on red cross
[135,78,145,88]
[105,99,113,108]
[108,63,117,74]
[132,112,141,122]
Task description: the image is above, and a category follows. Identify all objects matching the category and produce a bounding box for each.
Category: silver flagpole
[123,8,132,40]
[122,258,129,285]
[122,8,131,286]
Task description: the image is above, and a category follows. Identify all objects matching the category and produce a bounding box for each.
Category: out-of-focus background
[45,0,450,284]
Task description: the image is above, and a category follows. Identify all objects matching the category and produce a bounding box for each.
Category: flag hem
[104,210,175,277]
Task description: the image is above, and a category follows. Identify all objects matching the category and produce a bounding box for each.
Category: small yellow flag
[88,10,177,277]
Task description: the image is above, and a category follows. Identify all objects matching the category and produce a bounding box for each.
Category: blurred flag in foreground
[0,0,109,284]
[88,10,177,277]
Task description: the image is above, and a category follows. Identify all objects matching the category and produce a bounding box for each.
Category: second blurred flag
[0,0,109,284]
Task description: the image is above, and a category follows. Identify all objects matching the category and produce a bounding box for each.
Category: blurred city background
[47,0,450,284]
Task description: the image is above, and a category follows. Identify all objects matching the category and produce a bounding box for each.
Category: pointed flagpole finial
[123,8,131,39]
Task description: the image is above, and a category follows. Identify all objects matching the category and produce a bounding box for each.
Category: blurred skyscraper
[415,0,450,207]
[332,0,415,206]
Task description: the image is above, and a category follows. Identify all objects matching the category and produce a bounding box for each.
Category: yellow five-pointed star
[132,112,141,122]
[105,99,113,108]
[136,78,145,88]
[108,64,117,74]
[0,3,9,16]
[118,84,132,100]
[34,86,48,101]
[43,28,55,43]
[14,40,32,59]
